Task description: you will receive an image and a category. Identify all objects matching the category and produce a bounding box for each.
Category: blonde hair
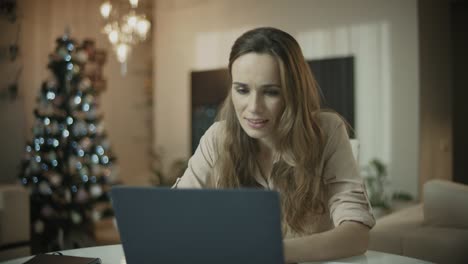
[214,27,326,234]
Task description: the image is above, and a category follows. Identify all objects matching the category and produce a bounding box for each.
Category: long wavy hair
[214,27,326,234]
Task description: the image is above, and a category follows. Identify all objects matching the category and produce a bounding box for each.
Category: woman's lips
[245,118,268,129]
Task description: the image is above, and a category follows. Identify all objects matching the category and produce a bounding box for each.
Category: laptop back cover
[111,187,284,264]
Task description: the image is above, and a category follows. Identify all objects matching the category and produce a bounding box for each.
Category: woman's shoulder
[201,121,226,149]
[316,111,346,132]
[205,121,226,136]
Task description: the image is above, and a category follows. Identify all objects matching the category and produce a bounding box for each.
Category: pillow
[423,179,468,229]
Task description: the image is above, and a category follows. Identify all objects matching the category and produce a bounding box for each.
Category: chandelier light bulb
[121,23,132,36]
[116,43,130,63]
[103,23,112,34]
[127,14,138,29]
[136,18,151,38]
[129,0,139,8]
[108,30,119,44]
[100,1,112,19]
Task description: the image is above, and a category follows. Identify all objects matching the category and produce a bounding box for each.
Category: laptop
[110,187,284,264]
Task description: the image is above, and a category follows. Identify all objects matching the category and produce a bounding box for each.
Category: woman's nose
[247,92,263,113]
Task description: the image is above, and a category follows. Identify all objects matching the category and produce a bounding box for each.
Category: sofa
[369,179,468,264]
[0,184,30,261]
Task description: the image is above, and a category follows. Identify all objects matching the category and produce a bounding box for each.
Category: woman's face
[231,52,284,144]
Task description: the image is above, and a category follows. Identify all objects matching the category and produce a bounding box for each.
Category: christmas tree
[18,34,116,253]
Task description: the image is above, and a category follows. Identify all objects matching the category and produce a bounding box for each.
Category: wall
[0,1,27,184]
[0,0,154,186]
[153,0,420,196]
[0,14,26,184]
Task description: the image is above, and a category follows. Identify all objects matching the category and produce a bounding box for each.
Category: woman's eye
[264,89,280,96]
[234,86,249,94]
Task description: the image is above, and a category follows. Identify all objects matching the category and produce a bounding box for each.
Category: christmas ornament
[32,121,44,136]
[79,166,90,178]
[86,109,98,120]
[64,189,72,203]
[84,94,94,104]
[49,172,62,186]
[30,160,40,172]
[90,184,103,198]
[50,121,60,134]
[39,181,52,195]
[41,205,54,218]
[92,209,102,222]
[47,152,57,162]
[74,49,88,64]
[70,211,82,224]
[72,120,88,136]
[46,78,58,89]
[75,188,89,203]
[78,78,91,91]
[96,122,105,134]
[34,220,45,234]
[52,94,65,107]
[57,46,69,58]
[80,137,92,150]
[103,167,112,177]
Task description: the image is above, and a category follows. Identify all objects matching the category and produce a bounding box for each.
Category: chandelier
[100,0,151,74]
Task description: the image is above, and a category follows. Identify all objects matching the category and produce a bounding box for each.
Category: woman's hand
[283,221,370,263]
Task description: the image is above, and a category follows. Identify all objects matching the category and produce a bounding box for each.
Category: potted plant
[362,159,414,218]
[362,159,392,218]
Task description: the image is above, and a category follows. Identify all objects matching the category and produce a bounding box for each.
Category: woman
[174,27,375,263]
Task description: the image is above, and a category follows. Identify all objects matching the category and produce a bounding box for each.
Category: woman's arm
[172,122,222,188]
[283,113,374,262]
[283,221,369,263]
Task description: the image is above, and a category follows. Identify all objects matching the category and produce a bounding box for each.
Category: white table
[0,244,432,264]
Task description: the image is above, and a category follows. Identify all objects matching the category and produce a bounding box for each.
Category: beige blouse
[173,112,375,238]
